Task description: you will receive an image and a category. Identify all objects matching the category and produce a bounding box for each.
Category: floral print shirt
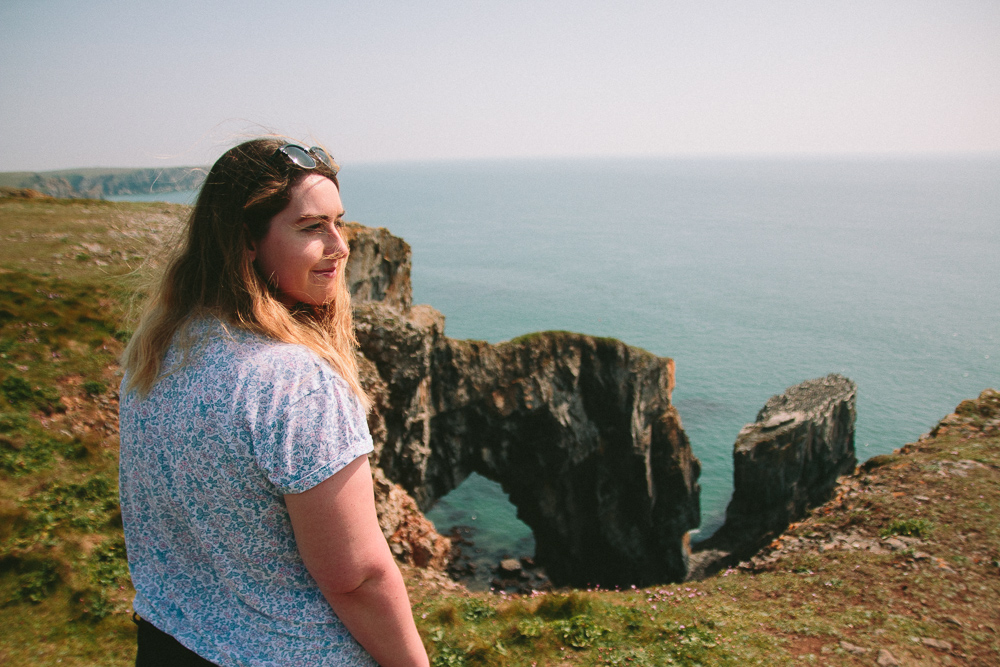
[119,318,377,666]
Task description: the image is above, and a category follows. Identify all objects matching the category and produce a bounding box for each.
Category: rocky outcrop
[346,227,702,587]
[727,374,857,535]
[354,312,451,571]
[356,303,443,495]
[343,223,413,310]
[689,374,857,579]
[371,465,451,570]
[927,388,1000,439]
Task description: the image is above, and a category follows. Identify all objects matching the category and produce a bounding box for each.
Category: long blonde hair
[121,137,370,409]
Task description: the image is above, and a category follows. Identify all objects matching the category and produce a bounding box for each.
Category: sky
[1,0,999,171]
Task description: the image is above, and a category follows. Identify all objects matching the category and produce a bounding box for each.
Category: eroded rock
[371,466,451,570]
[689,374,857,578]
[344,223,413,310]
[346,226,701,586]
[429,332,700,587]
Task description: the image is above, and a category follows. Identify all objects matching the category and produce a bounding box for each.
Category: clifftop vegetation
[0,196,997,665]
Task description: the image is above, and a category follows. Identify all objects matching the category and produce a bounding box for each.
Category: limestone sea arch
[344,223,701,586]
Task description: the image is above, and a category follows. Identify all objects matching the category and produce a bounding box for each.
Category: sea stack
[689,374,857,579]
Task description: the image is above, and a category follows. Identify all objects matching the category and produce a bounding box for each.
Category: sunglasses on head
[276,143,339,174]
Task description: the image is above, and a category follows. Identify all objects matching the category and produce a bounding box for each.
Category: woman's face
[250,173,349,306]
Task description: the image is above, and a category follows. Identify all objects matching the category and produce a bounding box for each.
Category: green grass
[880,517,934,539]
[0,197,179,664]
[2,197,999,665]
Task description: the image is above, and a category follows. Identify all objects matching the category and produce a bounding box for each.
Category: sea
[111,155,1000,583]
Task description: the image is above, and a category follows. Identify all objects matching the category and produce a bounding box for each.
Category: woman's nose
[326,228,348,255]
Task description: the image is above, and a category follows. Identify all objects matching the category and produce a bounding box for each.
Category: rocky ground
[728,389,1000,665]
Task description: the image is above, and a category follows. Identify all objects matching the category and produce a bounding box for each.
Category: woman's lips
[312,266,337,279]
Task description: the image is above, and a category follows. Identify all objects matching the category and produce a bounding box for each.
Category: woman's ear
[246,228,257,262]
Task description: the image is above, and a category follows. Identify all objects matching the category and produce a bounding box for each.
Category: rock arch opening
[425,472,534,590]
[353,298,700,588]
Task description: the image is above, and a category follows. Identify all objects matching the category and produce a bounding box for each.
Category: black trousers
[134,614,219,667]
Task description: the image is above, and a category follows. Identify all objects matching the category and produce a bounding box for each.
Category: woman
[119,138,429,666]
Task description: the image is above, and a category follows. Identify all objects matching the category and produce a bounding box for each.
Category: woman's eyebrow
[297,211,346,223]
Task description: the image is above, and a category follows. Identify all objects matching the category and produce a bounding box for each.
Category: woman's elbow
[317,547,401,598]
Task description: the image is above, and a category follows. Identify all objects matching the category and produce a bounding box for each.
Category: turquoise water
[343,155,1000,545]
[426,472,535,586]
[117,156,1000,566]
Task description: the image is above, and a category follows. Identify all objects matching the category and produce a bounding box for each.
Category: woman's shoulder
[192,318,344,395]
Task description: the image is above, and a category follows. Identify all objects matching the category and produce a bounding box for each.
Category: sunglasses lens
[281,144,317,169]
[277,143,338,174]
[310,147,333,169]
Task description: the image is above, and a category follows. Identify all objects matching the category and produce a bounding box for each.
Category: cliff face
[346,226,702,587]
[355,303,442,496]
[689,374,857,578]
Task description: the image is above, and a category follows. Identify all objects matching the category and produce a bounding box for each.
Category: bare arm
[285,455,429,667]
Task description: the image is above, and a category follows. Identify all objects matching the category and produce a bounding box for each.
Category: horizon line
[4,148,1000,175]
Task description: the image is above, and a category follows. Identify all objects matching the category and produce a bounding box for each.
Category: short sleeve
[253,362,373,495]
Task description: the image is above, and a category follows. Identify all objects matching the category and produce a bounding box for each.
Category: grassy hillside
[0,196,997,665]
[0,196,184,664]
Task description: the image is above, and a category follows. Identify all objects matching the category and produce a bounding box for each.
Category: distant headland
[0,167,205,199]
